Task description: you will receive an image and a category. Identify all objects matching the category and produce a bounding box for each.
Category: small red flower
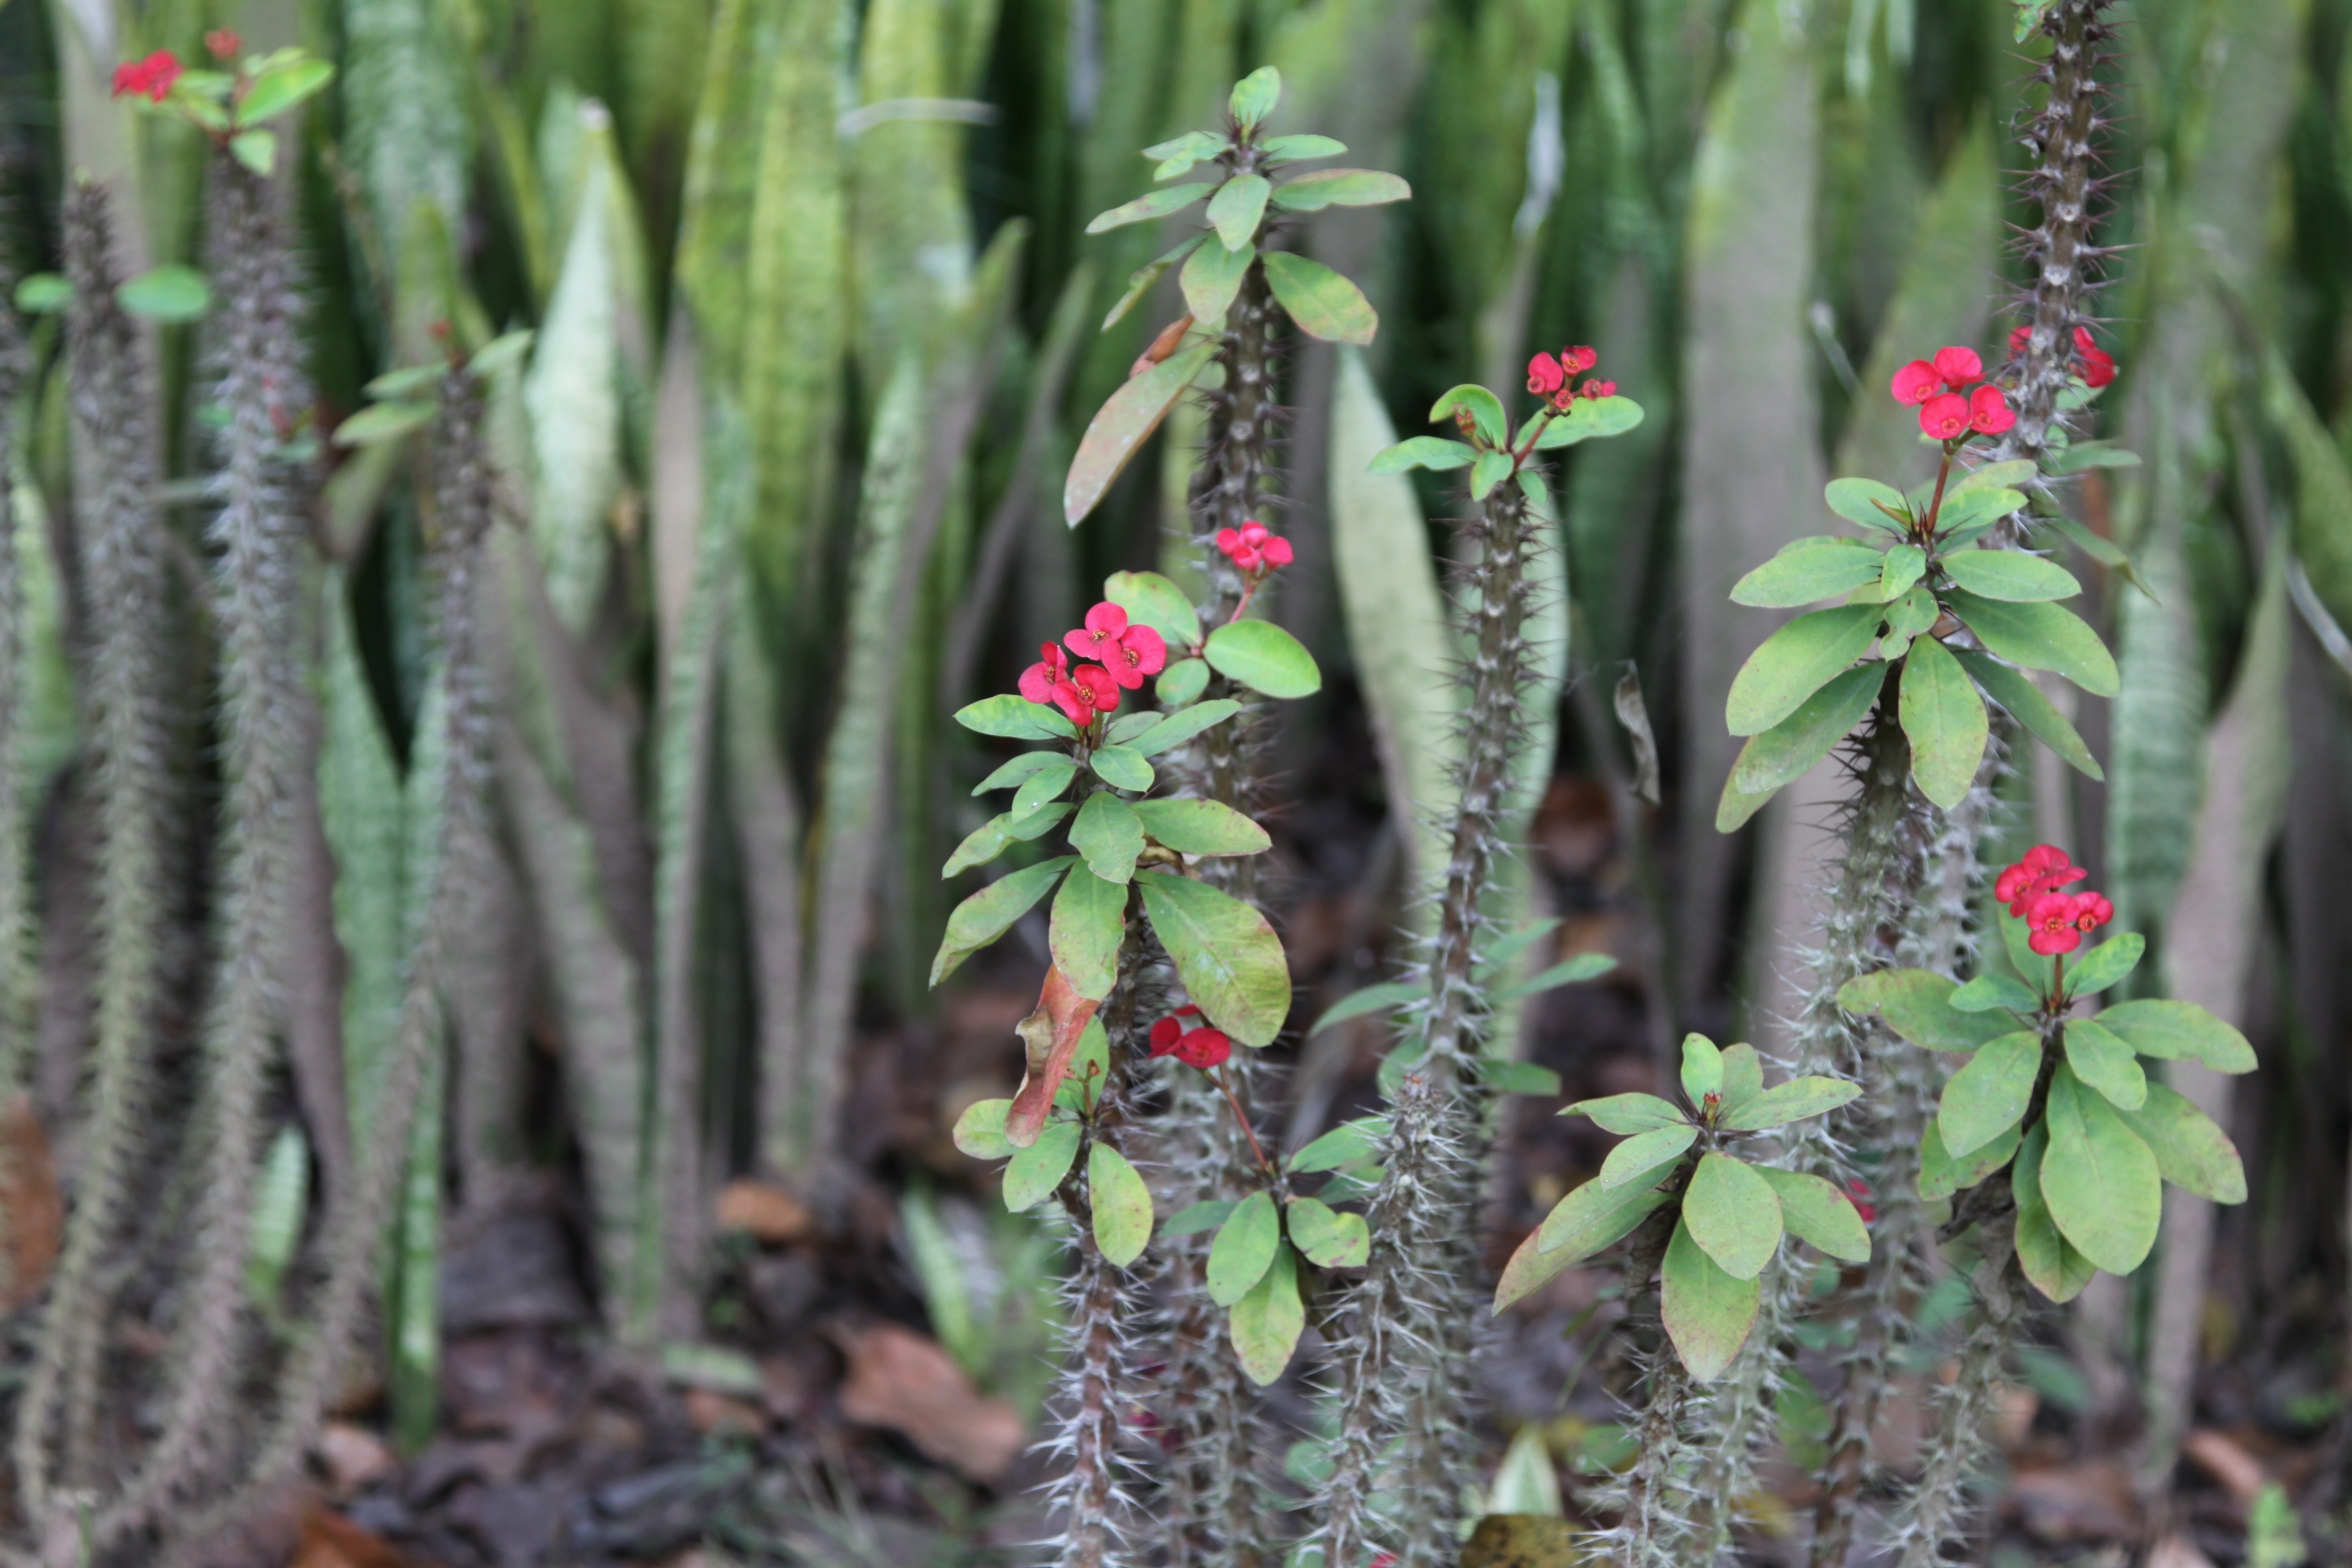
[1065,602,1168,689]
[204,28,241,60]
[2026,891,2088,956]
[1967,384,2015,435]
[2071,892,2114,933]
[2008,324,2031,358]
[1932,345,1984,386]
[1372,1557,1399,1568]
[1561,345,1598,374]
[1174,1027,1231,1070]
[1578,378,1617,400]
[1995,844,2088,917]
[1216,520,1293,576]
[1891,359,1946,406]
[1057,663,1122,723]
[1018,642,1069,706]
[1526,353,1565,395]
[2074,326,2116,388]
[112,50,183,102]
[1918,392,1971,441]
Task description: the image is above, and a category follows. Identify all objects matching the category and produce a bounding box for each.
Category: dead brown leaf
[683,1387,767,1438]
[1005,966,1100,1147]
[713,1179,815,1244]
[315,1421,397,1495]
[2147,1533,2221,1568]
[0,1094,62,1310]
[833,1321,1025,1483]
[292,1507,413,1568]
[2183,1426,2266,1504]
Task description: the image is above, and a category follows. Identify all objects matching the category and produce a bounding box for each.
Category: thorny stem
[0,282,28,1098]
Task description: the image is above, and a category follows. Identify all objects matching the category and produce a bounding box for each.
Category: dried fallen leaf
[713,1179,815,1243]
[315,1420,397,1495]
[683,1387,767,1438]
[1005,965,1101,1147]
[293,1507,411,1568]
[0,1095,62,1310]
[833,1321,1025,1483]
[2147,1533,2221,1568]
[2183,1426,2266,1505]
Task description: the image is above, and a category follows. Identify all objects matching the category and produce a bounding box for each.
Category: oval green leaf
[1104,569,1203,649]
[1304,981,1421,1039]
[1719,1076,1861,1132]
[1681,1153,1783,1279]
[1563,1094,1686,1135]
[1840,968,2015,1051]
[1136,871,1291,1045]
[1002,1119,1082,1211]
[2013,1125,2098,1303]
[929,857,1074,985]
[1286,1196,1370,1268]
[2039,1066,2161,1275]
[2114,1081,2247,1203]
[1050,865,1128,1001]
[2063,1018,2147,1110]
[1228,1241,1303,1385]
[1952,651,2103,781]
[1533,1177,1669,1263]
[1088,744,1155,791]
[1071,792,1146,883]
[117,264,212,322]
[1429,384,1507,446]
[1679,1032,1723,1105]
[1261,250,1376,345]
[952,1098,1014,1159]
[1825,476,1910,534]
[1089,1144,1154,1267]
[1123,698,1245,758]
[1228,65,1281,130]
[1181,234,1254,321]
[2094,999,2255,1073]
[1203,619,1321,698]
[1013,760,1079,817]
[1917,1117,2021,1202]
[1532,395,1644,447]
[1753,1167,1870,1263]
[333,400,437,448]
[1132,797,1271,856]
[1941,588,2119,697]
[2062,931,2142,998]
[1937,1030,2042,1158]
[1596,1124,1698,1190]
[1730,540,1887,609]
[1270,168,1411,211]
[1725,604,1885,736]
[1729,661,1886,799]
[1207,1189,1280,1304]
[1940,549,2083,602]
[1900,634,1989,810]
[1085,182,1215,234]
[1369,435,1476,473]
[1157,658,1210,706]
[1662,1219,1762,1383]
[955,692,1078,741]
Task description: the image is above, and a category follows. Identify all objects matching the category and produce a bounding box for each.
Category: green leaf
[2062,932,2143,999]
[1534,1177,1671,1262]
[1208,1190,1280,1304]
[1261,133,1346,162]
[1900,634,1989,810]
[1469,448,1512,500]
[1720,1076,1862,1132]
[2115,1082,2246,1203]
[1662,1218,1762,1382]
[1727,662,1887,800]
[1103,237,1206,330]
[1937,1030,2042,1157]
[1228,1241,1303,1385]
[1532,395,1644,447]
[1203,619,1321,698]
[1825,477,1911,534]
[1049,866,1128,1001]
[1942,588,2119,697]
[1429,385,1508,447]
[2040,1066,2161,1275]
[1596,1125,1698,1190]
[1368,436,1477,473]
[236,55,334,123]
[1754,1168,1870,1263]
[1262,250,1376,345]
[2094,1000,2256,1073]
[1137,872,1291,1045]
[929,857,1074,985]
[1132,797,1270,856]
[1953,651,2104,781]
[1157,659,1210,705]
[1164,1198,1237,1237]
[1930,487,2028,546]
[1290,1115,1386,1173]
[1917,1117,2021,1201]
[1305,981,1421,1038]
[942,813,1053,877]
[1008,803,1074,841]
[2013,1125,2098,1303]
[468,330,533,378]
[1840,969,2015,1051]
[228,128,278,176]
[2063,1018,2146,1110]
[1124,698,1246,758]
[13,273,69,312]
[1105,710,1165,745]
[1718,1046,1765,1117]
[975,750,1070,794]
[1180,234,1254,323]
[2050,515,2153,595]
[1940,549,2082,602]
[1475,920,1565,979]
[1496,952,1616,1001]
[1950,971,2040,1014]
[333,400,437,448]
[1949,458,2038,496]
[1879,585,1940,659]
[1878,542,1929,601]
[1088,745,1155,791]
[956,693,1078,741]
[1681,1154,1783,1279]
[1207,175,1270,250]
[1065,342,1218,526]
[1089,1144,1154,1267]
[1563,1094,1687,1135]
[1999,906,2058,995]
[1002,1120,1082,1211]
[1013,760,1080,817]
[117,264,212,322]
[1271,168,1411,211]
[1142,129,1225,176]
[1228,65,1282,130]
[1104,569,1203,649]
[1486,1060,1561,1096]
[952,1099,1014,1159]
[1056,1022,1113,1113]
[1287,1196,1370,1267]
[1085,182,1216,234]
[1730,539,1887,608]
[365,364,444,400]
[1070,793,1146,883]
[1725,604,1885,736]
[1679,1032,1723,1104]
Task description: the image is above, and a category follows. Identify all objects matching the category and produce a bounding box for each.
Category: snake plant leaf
[1136,871,1290,1046]
[1730,539,1887,608]
[1203,619,1321,697]
[1085,182,1215,233]
[1181,236,1255,323]
[2013,1125,2098,1303]
[1131,797,1270,856]
[1725,604,1884,735]
[1532,1177,1669,1264]
[1088,1144,1154,1267]
[1662,1219,1761,1382]
[1229,1241,1304,1386]
[1941,588,2119,696]
[1937,1030,2042,1158]
[1940,549,2083,602]
[1261,251,1376,345]
[1065,342,1218,526]
[1900,634,1988,809]
[1207,1190,1280,1304]
[1727,660,1886,800]
[1286,1196,1370,1268]
[929,856,1074,985]
[2114,1082,2247,1203]
[2063,1018,2147,1110]
[1681,1153,1783,1279]
[1270,168,1410,211]
[2093,1000,2256,1073]
[1001,1119,1082,1211]
[2039,1066,2161,1275]
[1369,435,1477,472]
[1953,651,2104,780]
[2063,932,2144,998]
[1753,1168,1870,1263]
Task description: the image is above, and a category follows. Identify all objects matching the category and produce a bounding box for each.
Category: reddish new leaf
[1064,341,1216,526]
[1005,966,1104,1147]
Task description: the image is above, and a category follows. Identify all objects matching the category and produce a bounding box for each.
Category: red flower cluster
[1019,602,1167,726]
[112,49,182,102]
[204,28,242,60]
[1149,1006,1231,1070]
[2008,324,2117,389]
[1215,520,1293,575]
[1996,845,2112,956]
[1889,345,2014,441]
[1526,345,1613,409]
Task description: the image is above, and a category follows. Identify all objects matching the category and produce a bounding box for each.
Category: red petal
[1119,624,1168,674]
[1262,537,1293,567]
[1085,601,1129,637]
[1890,360,1945,406]
[1018,664,1056,704]
[1918,393,1970,439]
[1932,345,1984,385]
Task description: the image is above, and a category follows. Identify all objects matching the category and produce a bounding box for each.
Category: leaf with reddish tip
[1005,967,1104,1147]
[1064,342,1216,527]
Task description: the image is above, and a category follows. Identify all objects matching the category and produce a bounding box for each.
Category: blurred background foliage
[2,0,2352,1557]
